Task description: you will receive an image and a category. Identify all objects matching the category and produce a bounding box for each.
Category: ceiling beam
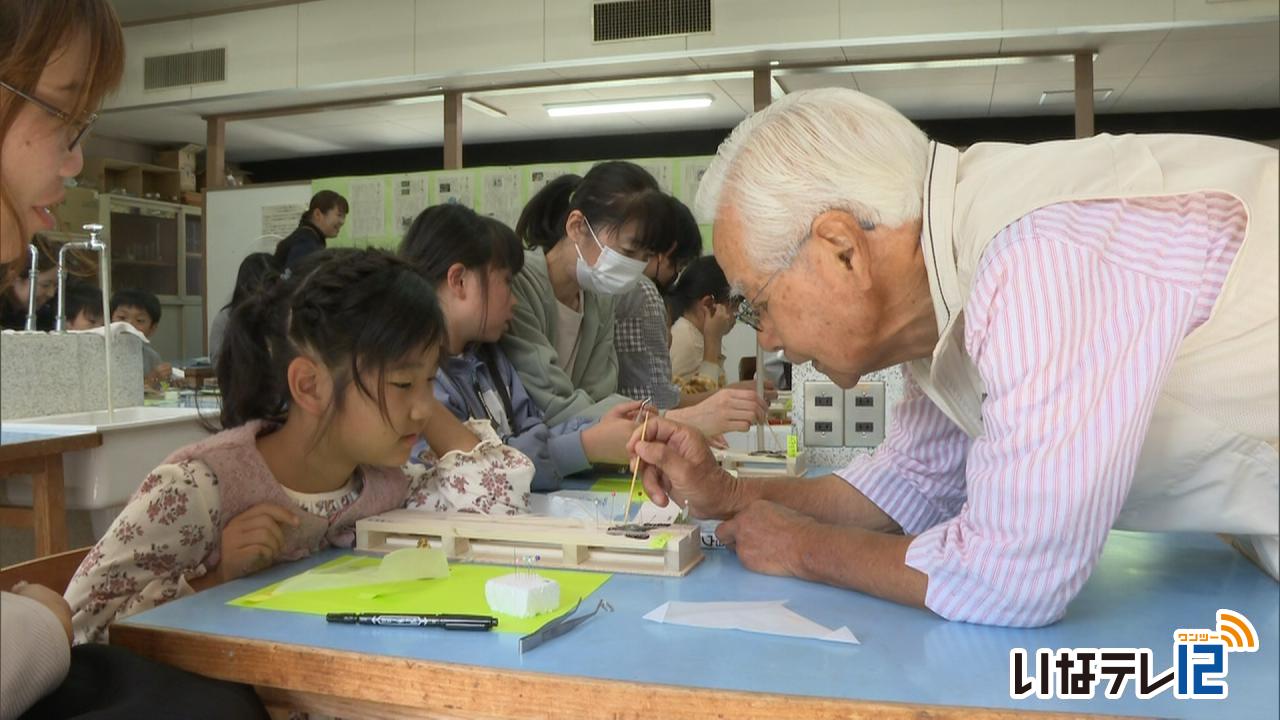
[752,68,771,112]
[1074,52,1096,138]
[198,49,1094,124]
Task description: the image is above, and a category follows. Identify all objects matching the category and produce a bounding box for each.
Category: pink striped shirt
[839,191,1246,627]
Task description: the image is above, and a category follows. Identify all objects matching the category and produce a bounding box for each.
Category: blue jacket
[427,343,593,491]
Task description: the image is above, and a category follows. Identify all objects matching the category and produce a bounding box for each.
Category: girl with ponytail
[67,249,534,644]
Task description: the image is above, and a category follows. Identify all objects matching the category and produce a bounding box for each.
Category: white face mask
[574,217,647,295]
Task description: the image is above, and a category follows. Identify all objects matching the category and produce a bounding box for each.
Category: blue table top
[120,526,1277,718]
[0,426,86,446]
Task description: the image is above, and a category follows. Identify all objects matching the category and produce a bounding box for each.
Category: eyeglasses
[730,230,820,331]
[0,80,98,151]
[731,265,785,331]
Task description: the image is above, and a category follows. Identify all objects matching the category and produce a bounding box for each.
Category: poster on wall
[394,175,429,236]
[634,160,673,194]
[526,165,573,196]
[680,158,714,223]
[348,178,387,240]
[261,203,306,238]
[433,173,474,208]
[481,170,521,228]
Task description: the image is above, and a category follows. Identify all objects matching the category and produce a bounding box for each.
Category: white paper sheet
[634,160,672,193]
[261,203,307,237]
[349,179,387,239]
[393,175,429,236]
[481,170,521,228]
[643,600,859,645]
[680,159,713,222]
[433,173,474,208]
[527,166,571,195]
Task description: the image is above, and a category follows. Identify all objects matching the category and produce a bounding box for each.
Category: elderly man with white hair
[628,87,1277,627]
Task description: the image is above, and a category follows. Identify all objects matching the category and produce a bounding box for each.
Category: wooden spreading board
[717,449,805,477]
[355,510,703,577]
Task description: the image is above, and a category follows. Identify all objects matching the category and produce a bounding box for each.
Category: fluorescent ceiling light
[463,96,507,118]
[545,94,714,117]
[385,95,442,106]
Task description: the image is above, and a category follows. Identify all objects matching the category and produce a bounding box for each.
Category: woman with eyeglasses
[503,160,767,438]
[0,2,268,718]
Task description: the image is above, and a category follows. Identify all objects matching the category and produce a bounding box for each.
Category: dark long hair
[215,248,444,430]
[515,161,673,257]
[399,204,524,285]
[665,255,730,323]
[664,195,705,277]
[223,252,278,311]
[398,204,524,420]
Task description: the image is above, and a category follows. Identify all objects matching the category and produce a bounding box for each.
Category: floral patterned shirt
[66,420,533,644]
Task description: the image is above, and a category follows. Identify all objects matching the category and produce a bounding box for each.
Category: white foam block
[485,573,560,618]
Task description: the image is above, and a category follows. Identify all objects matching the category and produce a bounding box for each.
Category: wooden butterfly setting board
[355,510,703,577]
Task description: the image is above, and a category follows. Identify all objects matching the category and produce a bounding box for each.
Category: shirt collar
[917,141,964,340]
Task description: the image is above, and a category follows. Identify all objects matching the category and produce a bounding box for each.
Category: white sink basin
[2,406,212,512]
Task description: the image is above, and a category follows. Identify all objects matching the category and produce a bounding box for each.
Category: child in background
[612,195,703,408]
[109,287,171,384]
[399,204,644,491]
[63,281,104,330]
[665,255,735,393]
[67,249,534,643]
[208,251,278,367]
[0,236,57,330]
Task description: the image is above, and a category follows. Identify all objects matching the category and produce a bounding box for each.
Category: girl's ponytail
[515,174,581,251]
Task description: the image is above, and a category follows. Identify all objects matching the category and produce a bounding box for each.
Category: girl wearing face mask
[505,161,768,437]
[400,204,645,491]
[504,161,666,426]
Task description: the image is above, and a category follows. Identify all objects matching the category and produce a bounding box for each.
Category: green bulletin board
[311,156,715,252]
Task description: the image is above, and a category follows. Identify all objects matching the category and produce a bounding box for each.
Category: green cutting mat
[588,476,649,503]
[228,556,611,635]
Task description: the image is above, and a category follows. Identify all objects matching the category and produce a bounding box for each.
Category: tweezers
[518,599,614,654]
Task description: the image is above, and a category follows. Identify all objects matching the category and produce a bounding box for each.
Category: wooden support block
[718,450,804,477]
[356,511,703,577]
[562,544,588,565]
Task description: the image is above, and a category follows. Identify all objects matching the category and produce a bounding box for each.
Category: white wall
[205,183,312,338]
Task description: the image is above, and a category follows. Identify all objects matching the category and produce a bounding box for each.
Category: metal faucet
[54,223,106,332]
[23,243,40,330]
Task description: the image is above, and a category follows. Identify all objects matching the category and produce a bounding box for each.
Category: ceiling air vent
[144,48,226,90]
[593,0,711,42]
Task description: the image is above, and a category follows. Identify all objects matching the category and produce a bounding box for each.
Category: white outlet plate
[803,381,844,447]
[843,381,885,447]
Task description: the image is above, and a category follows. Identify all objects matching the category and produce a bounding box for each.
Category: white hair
[696,87,931,273]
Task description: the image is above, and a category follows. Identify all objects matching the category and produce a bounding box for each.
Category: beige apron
[908,135,1279,577]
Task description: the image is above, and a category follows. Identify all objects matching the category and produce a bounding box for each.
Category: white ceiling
[91,13,1279,163]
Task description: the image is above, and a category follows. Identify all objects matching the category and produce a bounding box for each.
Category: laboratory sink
[1,406,213,520]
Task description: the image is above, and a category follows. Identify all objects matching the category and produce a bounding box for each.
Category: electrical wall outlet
[843,381,885,447]
[803,381,844,447]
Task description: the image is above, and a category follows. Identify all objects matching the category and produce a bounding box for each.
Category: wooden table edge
[109,623,1131,720]
[0,431,103,463]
